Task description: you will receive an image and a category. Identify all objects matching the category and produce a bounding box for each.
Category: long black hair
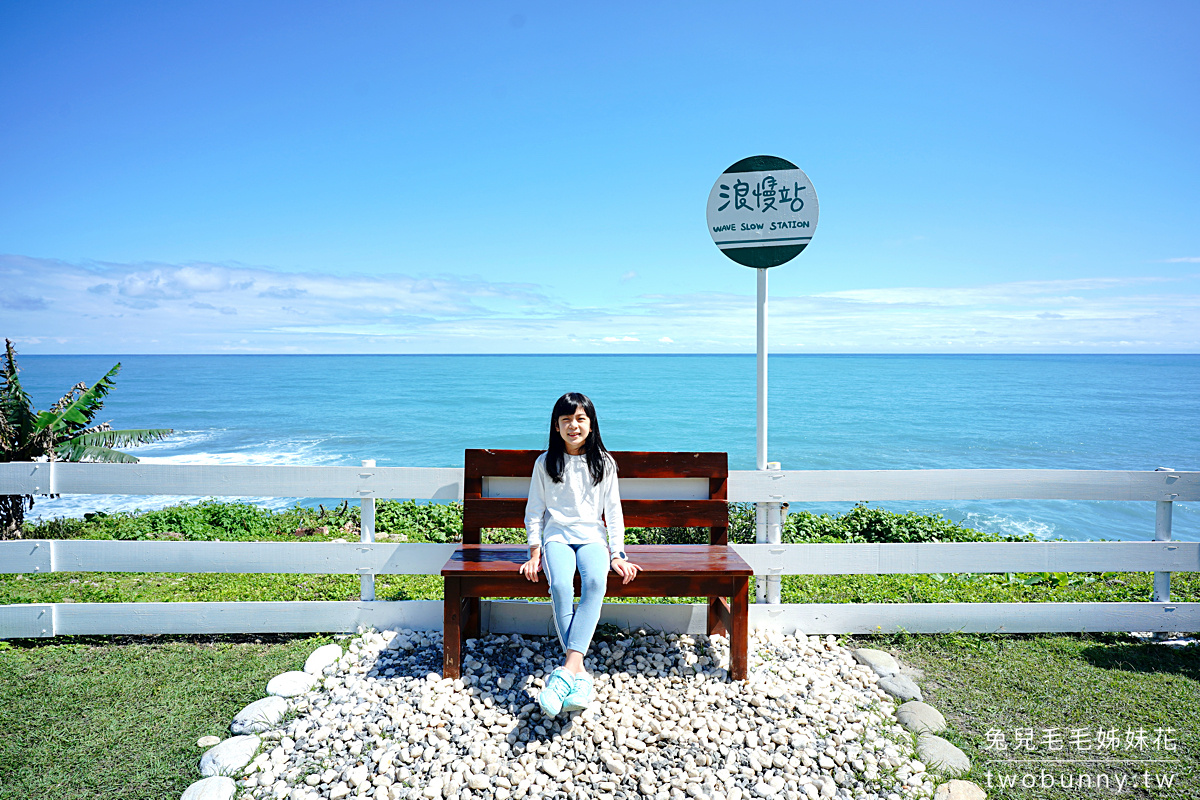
[546,392,614,485]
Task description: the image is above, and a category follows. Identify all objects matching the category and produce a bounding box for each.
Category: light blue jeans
[542,540,609,655]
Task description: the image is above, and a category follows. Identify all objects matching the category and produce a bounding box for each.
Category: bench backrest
[462,449,729,546]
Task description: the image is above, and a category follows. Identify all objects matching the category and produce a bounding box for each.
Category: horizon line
[18,352,1200,358]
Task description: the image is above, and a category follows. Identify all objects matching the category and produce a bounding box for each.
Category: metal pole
[757,268,768,471]
[754,268,769,603]
[360,459,376,602]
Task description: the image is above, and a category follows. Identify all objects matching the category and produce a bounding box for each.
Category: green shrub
[23,499,1026,547]
[631,503,1022,546]
[786,503,1031,544]
[21,515,87,539]
[374,500,462,543]
[23,499,349,541]
[624,525,713,545]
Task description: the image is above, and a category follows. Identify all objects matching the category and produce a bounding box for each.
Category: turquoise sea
[16,354,1200,542]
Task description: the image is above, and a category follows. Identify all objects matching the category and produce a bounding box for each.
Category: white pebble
[206,629,935,800]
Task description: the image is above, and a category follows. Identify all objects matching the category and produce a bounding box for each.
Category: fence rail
[1,463,1195,502]
[3,540,1197,576]
[3,601,1193,640]
[1,462,1196,640]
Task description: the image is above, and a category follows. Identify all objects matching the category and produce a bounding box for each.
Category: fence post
[755,503,767,603]
[1153,467,1174,604]
[757,462,784,604]
[360,459,376,602]
[766,500,783,604]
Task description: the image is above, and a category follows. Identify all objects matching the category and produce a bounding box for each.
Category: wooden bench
[441,449,751,680]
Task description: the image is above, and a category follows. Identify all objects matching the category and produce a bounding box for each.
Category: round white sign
[706,155,819,268]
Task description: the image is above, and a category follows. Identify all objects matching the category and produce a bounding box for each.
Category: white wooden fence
[1,462,1196,640]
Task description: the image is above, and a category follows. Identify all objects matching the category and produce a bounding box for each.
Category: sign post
[707,155,819,603]
[757,268,768,471]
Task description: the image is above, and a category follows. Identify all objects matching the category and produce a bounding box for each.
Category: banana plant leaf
[32,363,121,435]
[54,428,174,462]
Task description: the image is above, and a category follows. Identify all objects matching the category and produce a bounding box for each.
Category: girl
[519,392,641,716]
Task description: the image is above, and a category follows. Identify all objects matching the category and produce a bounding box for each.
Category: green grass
[6,571,1197,607]
[4,569,1197,607]
[0,634,330,800]
[0,572,447,604]
[867,632,1200,800]
[781,571,1200,604]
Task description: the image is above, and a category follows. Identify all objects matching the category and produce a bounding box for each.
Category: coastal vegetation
[0,339,173,539]
[19,498,1009,544]
[6,499,1197,606]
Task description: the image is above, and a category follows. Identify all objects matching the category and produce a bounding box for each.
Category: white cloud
[4,255,1198,353]
[1,255,553,352]
[814,277,1172,308]
[1162,257,1200,263]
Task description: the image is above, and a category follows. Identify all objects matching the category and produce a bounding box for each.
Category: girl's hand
[611,557,642,584]
[519,554,541,582]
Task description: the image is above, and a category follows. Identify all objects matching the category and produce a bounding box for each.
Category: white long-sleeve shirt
[524,451,625,556]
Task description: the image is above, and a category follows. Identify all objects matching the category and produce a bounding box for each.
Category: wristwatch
[611,551,627,562]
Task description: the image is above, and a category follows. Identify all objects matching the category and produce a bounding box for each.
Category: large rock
[878,674,923,702]
[266,670,317,697]
[199,735,260,777]
[852,648,900,677]
[304,643,343,674]
[917,734,971,776]
[933,779,986,800]
[897,700,946,733]
[181,776,238,800]
[231,695,288,734]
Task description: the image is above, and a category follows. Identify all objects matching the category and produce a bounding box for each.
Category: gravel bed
[226,628,934,800]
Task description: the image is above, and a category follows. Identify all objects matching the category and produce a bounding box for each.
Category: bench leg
[443,577,463,679]
[707,596,731,637]
[465,597,482,640]
[730,576,749,681]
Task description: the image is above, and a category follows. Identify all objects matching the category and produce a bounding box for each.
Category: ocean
[14,354,1200,543]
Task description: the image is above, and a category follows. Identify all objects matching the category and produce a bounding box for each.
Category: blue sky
[2,1,1197,353]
